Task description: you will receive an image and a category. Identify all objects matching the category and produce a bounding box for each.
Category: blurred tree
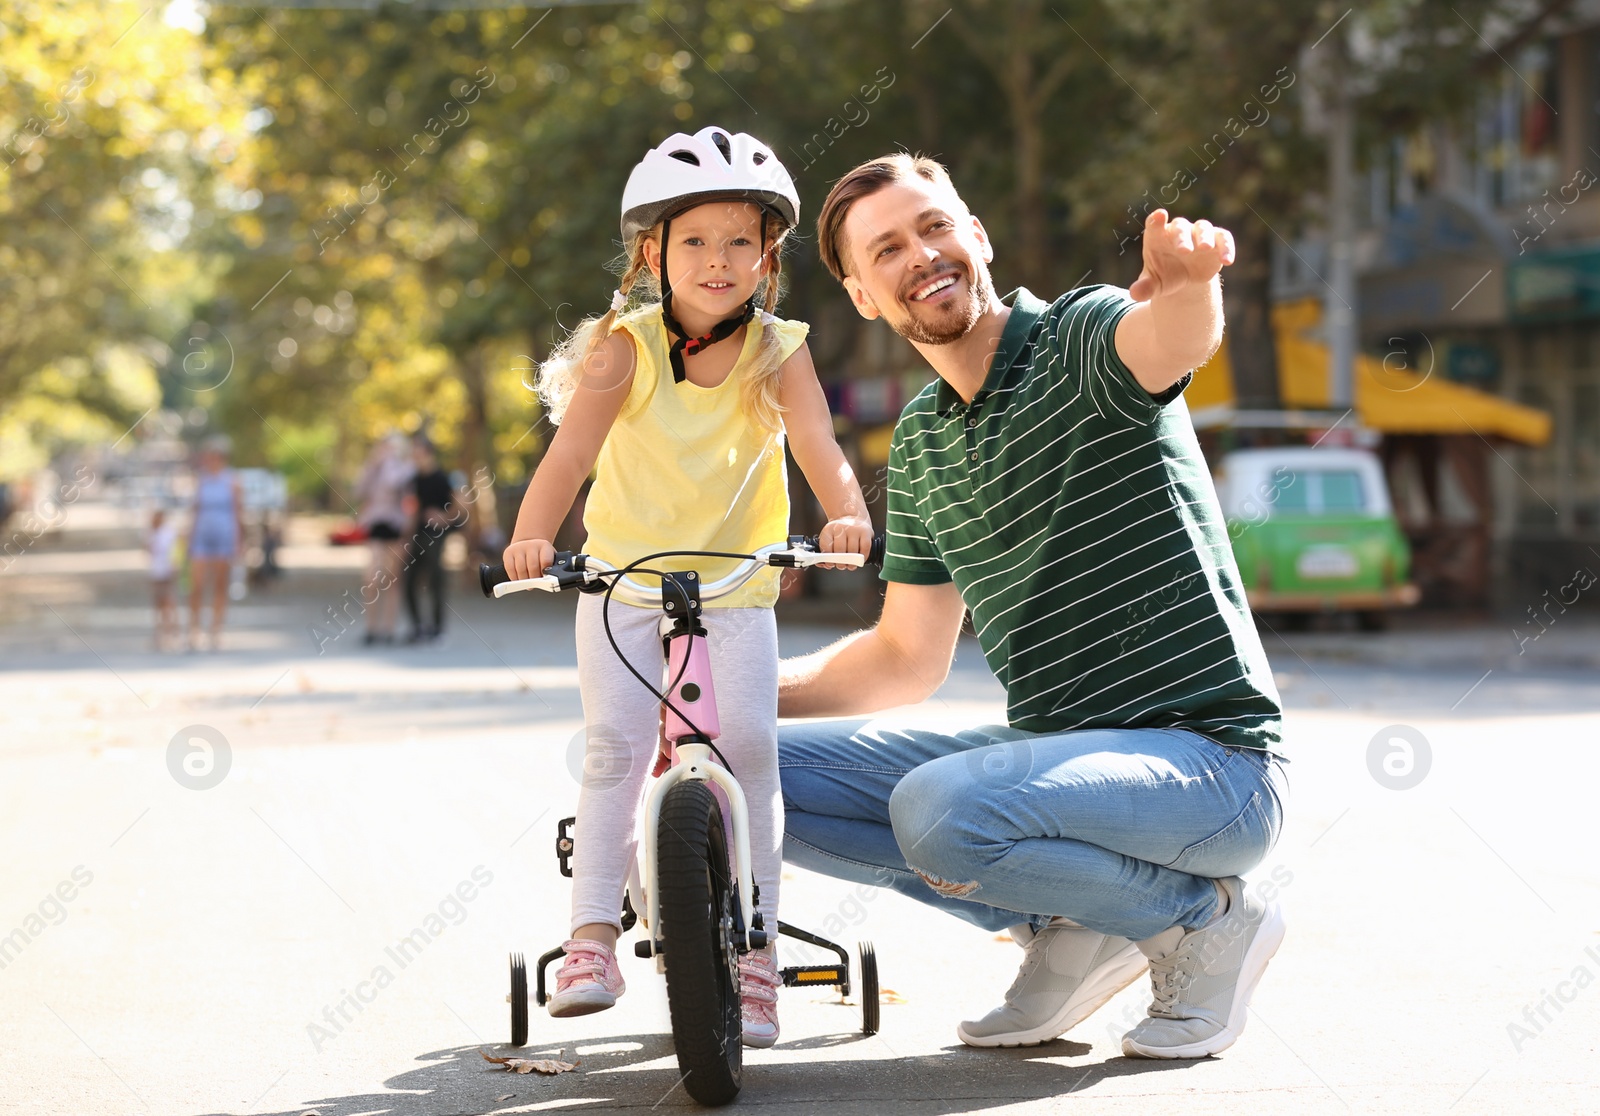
[1062,0,1329,409]
[1064,0,1557,409]
[938,0,1144,293]
[0,0,245,473]
[184,0,1572,506]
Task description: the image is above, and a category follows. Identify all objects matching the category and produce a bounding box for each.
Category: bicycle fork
[637,572,765,971]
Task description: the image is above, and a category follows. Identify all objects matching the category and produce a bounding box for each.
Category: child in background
[502,127,871,1047]
[147,509,179,651]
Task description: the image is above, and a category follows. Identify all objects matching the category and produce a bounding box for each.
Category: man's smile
[906,269,962,304]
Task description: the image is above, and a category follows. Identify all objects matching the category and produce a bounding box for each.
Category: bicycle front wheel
[657,778,742,1106]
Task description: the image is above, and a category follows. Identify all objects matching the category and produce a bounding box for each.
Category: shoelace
[1146,946,1199,1018]
[1004,931,1049,998]
[556,941,613,993]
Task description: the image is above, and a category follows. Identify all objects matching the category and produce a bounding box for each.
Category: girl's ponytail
[740,243,787,433]
[535,246,653,425]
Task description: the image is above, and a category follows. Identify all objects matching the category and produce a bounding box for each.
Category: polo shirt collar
[934,287,1048,416]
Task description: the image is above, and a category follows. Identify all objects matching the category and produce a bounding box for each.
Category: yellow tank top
[582,307,810,609]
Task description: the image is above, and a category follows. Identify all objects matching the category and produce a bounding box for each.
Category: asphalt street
[2,509,1598,1114]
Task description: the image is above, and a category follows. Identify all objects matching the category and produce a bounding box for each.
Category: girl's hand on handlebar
[818,515,874,569]
[503,538,556,581]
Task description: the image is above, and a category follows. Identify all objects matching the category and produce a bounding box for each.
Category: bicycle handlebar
[479,533,885,603]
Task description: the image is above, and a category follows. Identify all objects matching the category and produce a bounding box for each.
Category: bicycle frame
[487,539,868,966]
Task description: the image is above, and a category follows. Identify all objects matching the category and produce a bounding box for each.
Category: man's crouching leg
[887,757,1145,1049]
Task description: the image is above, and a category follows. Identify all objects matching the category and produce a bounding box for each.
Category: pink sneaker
[548,938,625,1018]
[739,949,781,1048]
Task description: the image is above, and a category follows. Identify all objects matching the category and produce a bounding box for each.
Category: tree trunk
[456,342,500,551]
[1222,217,1280,409]
[949,0,1061,293]
[1009,75,1047,292]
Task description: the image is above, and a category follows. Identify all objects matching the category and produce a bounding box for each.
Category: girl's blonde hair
[537,219,789,431]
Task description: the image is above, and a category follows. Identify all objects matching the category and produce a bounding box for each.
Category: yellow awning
[1188,298,1551,446]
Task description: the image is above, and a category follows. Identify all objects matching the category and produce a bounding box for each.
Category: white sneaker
[1122,877,1286,1058]
[956,918,1147,1048]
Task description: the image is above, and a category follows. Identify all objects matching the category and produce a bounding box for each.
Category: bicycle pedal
[780,965,846,987]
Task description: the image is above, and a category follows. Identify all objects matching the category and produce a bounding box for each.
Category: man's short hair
[816,153,954,282]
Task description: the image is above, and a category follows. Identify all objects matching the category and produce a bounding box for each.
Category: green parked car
[1216,447,1419,630]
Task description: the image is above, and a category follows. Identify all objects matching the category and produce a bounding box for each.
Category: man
[776,154,1288,1059]
[403,436,457,644]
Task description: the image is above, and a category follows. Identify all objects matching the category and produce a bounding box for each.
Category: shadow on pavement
[203,1032,1211,1114]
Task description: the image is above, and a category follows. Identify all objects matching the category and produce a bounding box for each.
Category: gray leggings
[569,593,781,934]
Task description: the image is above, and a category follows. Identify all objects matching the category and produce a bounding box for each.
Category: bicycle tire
[657,779,742,1106]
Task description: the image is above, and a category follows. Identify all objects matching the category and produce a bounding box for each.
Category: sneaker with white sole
[956,918,1148,1048]
[547,938,625,1018]
[739,949,781,1048]
[1122,876,1285,1058]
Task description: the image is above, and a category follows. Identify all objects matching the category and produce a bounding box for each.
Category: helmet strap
[657,211,767,384]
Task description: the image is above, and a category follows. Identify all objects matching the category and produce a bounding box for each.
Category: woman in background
[186,435,242,652]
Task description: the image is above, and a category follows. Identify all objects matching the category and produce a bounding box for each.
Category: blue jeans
[778,721,1287,942]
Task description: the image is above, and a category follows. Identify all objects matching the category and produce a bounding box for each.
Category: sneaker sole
[957,943,1149,1048]
[742,1029,779,1049]
[547,990,619,1018]
[1121,900,1287,1059]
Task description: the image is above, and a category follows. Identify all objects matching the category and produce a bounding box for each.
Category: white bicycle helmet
[620,126,799,245]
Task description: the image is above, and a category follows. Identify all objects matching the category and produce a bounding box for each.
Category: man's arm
[1114,209,1235,396]
[777,579,967,717]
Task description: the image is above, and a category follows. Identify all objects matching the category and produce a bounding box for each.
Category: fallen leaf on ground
[496,1094,515,1101]
[878,988,907,1004]
[480,1050,579,1075]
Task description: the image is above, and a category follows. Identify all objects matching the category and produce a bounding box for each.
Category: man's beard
[883,262,993,346]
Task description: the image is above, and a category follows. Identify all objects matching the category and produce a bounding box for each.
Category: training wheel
[859,941,879,1035]
[510,952,529,1046]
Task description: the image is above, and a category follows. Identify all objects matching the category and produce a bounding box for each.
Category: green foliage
[260,417,339,506]
[2,0,1565,491]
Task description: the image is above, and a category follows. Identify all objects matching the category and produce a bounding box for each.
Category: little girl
[503,127,871,1048]
[147,508,179,651]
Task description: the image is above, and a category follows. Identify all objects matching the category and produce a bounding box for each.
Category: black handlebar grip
[479,563,511,598]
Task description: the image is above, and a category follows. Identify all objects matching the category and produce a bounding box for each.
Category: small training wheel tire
[510,952,529,1047]
[859,941,879,1035]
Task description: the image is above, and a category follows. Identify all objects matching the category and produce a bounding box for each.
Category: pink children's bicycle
[481,534,884,1106]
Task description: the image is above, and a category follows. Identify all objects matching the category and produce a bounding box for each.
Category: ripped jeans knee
[911,868,982,899]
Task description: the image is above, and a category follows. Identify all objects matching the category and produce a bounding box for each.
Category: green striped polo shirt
[882,286,1282,750]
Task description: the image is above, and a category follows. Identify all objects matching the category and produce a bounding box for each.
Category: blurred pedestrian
[186,435,242,652]
[403,436,456,644]
[254,509,283,585]
[354,433,413,645]
[147,507,180,651]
